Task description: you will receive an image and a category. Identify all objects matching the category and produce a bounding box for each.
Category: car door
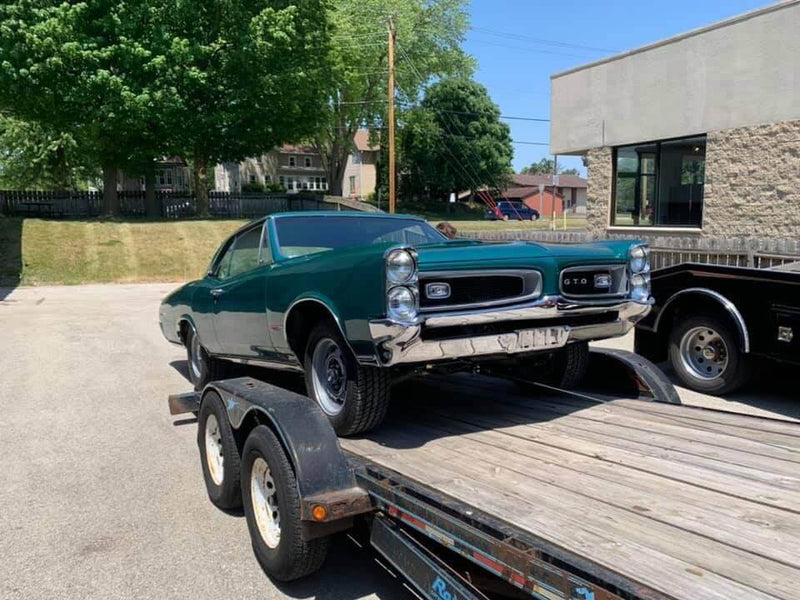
[211,222,272,358]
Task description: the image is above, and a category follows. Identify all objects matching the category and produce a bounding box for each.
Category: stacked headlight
[628,243,651,302]
[385,248,418,322]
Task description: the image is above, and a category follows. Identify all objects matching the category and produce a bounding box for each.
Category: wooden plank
[344,438,788,600]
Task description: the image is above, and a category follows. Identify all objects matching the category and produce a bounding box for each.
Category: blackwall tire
[242,426,330,581]
[304,322,390,436]
[549,341,590,389]
[185,327,228,391]
[197,391,242,509]
[668,315,750,395]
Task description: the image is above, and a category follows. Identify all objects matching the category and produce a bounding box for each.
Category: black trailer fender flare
[201,377,372,530]
[653,287,750,352]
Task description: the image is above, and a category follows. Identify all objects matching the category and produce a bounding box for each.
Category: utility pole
[387,16,396,213]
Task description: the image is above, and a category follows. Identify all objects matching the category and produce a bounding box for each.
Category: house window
[353,152,361,165]
[322,177,327,191]
[349,176,356,195]
[249,174,256,184]
[612,135,705,228]
[304,156,312,168]
[279,175,284,186]
[287,177,294,191]
[176,169,184,189]
[301,178,309,190]
[265,175,272,184]
[288,156,296,167]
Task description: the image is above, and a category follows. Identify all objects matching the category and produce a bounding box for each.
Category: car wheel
[668,315,750,394]
[530,214,537,221]
[185,326,227,391]
[197,391,242,509]
[304,322,390,436]
[514,341,589,389]
[242,425,330,581]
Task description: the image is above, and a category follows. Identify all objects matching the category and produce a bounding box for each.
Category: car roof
[228,211,427,238]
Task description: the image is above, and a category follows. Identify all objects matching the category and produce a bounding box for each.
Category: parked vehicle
[485,200,540,221]
[635,262,800,394]
[160,212,653,434]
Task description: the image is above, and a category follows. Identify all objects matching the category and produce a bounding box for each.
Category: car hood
[415,239,631,272]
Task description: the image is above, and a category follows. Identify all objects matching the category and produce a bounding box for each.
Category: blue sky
[464,0,770,175]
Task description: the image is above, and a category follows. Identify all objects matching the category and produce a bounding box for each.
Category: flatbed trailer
[169,353,800,600]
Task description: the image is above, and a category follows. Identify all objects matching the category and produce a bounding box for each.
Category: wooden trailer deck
[340,374,800,600]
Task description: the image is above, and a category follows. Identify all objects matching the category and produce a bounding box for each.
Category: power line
[466,38,600,60]
[470,26,619,54]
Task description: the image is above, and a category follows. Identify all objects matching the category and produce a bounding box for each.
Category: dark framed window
[611,135,705,227]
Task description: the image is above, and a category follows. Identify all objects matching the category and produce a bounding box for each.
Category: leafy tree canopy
[520,158,580,176]
[319,0,473,196]
[400,77,513,198]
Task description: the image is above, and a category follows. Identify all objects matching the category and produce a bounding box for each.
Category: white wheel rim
[250,457,281,549]
[204,414,224,485]
[679,326,729,381]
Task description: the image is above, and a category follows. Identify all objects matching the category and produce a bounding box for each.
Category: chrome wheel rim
[204,414,224,485]
[679,326,729,380]
[311,338,347,416]
[250,457,280,549]
[189,333,203,379]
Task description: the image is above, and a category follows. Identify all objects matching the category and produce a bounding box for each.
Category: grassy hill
[0,215,585,286]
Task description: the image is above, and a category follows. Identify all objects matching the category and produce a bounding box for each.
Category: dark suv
[486,201,540,221]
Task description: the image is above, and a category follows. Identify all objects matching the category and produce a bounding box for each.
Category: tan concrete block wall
[703,120,800,239]
[585,146,613,239]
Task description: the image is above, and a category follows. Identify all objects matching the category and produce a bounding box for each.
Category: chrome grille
[559,264,628,299]
[418,270,542,312]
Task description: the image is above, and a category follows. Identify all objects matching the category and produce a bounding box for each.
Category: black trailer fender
[178,377,373,537]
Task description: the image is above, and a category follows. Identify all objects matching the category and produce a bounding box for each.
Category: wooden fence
[0,190,350,219]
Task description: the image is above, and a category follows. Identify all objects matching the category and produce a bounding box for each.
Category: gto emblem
[564,278,589,286]
[425,282,451,299]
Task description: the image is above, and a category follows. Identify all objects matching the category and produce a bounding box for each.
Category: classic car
[635,262,800,394]
[160,212,653,434]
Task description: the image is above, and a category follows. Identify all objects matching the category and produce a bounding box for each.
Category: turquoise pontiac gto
[160,212,652,434]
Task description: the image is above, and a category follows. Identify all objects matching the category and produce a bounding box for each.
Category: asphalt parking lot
[2,283,798,599]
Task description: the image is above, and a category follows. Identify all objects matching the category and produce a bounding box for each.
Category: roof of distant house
[354,128,379,152]
[499,187,563,200]
[278,144,318,155]
[511,173,587,188]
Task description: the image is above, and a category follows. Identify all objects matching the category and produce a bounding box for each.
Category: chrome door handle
[210,288,226,297]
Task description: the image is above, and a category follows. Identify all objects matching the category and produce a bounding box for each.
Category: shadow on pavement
[0,216,22,300]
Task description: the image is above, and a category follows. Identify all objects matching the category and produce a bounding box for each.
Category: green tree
[160,0,331,215]
[520,158,580,176]
[318,0,472,197]
[400,78,513,199]
[0,116,97,190]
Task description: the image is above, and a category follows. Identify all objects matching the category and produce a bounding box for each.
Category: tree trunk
[102,165,119,217]
[325,147,348,197]
[193,152,209,217]
[144,169,158,218]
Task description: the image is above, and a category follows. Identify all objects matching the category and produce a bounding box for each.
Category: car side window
[259,223,273,265]
[225,227,263,279]
[213,240,235,280]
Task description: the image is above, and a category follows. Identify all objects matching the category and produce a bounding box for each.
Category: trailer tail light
[311,505,328,521]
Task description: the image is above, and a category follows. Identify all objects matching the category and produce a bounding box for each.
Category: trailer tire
[185,327,227,391]
[197,391,242,509]
[242,425,330,581]
[668,314,751,395]
[304,322,390,436]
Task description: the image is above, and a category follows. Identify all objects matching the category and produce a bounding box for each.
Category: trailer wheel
[185,327,227,391]
[304,322,390,436]
[669,315,751,394]
[197,391,242,509]
[242,425,330,581]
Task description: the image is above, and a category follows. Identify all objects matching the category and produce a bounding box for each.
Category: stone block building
[550,1,800,244]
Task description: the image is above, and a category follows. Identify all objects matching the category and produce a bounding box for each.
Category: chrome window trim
[559,264,628,299]
[418,269,542,313]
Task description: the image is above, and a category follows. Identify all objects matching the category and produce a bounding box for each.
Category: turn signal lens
[387,286,417,322]
[629,244,650,273]
[386,249,416,283]
[311,505,328,521]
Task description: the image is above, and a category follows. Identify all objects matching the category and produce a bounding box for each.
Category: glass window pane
[226,227,263,279]
[656,136,705,227]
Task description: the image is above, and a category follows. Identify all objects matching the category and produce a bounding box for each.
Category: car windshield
[274,216,446,258]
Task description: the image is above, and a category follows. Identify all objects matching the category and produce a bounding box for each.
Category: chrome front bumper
[367,295,652,366]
